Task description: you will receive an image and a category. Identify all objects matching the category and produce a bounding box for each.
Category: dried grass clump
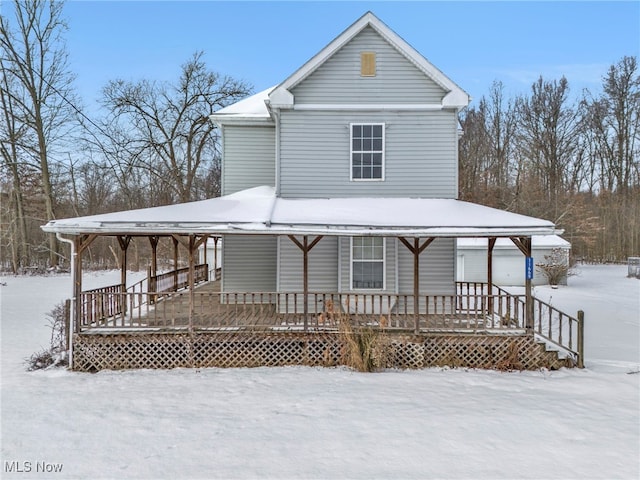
[494,340,524,371]
[338,314,390,372]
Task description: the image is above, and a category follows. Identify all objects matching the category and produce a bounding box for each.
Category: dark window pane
[363,125,372,137]
[353,125,361,137]
[373,139,382,150]
[373,125,382,137]
[363,139,372,151]
[373,167,382,178]
[372,153,382,166]
[353,139,361,151]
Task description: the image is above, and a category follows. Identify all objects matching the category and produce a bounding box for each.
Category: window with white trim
[351,237,385,289]
[351,123,384,181]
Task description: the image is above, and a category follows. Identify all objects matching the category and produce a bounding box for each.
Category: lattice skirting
[72,331,573,372]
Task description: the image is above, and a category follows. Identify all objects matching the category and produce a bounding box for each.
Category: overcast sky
[8,1,640,109]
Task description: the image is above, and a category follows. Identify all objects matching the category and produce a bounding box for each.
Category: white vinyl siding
[279,110,458,198]
[221,235,277,293]
[397,238,455,296]
[277,236,338,312]
[291,26,446,104]
[222,125,275,195]
[277,236,338,292]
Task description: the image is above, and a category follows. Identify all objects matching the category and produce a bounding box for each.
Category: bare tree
[516,76,582,218]
[459,81,517,209]
[584,56,639,195]
[99,52,251,204]
[0,59,30,271]
[0,0,77,266]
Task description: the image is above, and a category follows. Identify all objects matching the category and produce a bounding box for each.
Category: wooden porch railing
[493,284,583,367]
[78,280,583,367]
[80,283,125,328]
[148,263,208,296]
[78,264,212,330]
[78,288,528,332]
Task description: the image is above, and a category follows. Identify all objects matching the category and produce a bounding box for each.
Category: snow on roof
[457,235,570,249]
[42,186,557,237]
[209,86,275,123]
[42,186,276,234]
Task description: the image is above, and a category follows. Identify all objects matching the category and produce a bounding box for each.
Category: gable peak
[269,12,469,109]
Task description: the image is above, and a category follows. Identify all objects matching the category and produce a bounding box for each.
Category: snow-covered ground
[1,265,638,479]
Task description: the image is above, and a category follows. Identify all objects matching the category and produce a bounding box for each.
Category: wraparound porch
[75,267,579,371]
[42,187,579,371]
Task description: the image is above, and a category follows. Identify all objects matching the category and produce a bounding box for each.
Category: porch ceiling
[42,186,557,238]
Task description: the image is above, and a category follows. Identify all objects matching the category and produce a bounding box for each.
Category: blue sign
[525,257,534,280]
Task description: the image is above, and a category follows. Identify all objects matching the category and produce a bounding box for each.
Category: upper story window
[351,237,385,290]
[351,123,385,181]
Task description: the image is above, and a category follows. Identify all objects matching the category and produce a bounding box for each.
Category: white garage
[456,235,571,286]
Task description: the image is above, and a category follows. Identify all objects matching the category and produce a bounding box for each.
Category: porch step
[533,338,575,369]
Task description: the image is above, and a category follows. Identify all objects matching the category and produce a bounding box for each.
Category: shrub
[536,248,576,286]
[26,301,69,371]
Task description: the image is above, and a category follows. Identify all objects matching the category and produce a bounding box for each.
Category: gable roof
[43,186,557,238]
[210,12,471,125]
[268,11,470,109]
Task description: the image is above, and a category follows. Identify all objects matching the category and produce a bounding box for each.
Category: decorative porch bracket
[116,235,132,287]
[288,235,324,331]
[398,237,435,334]
[509,236,534,332]
[148,236,160,279]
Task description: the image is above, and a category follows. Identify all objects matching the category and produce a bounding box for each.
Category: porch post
[117,236,131,289]
[398,237,435,335]
[172,236,179,291]
[413,238,420,333]
[203,237,208,281]
[214,237,219,273]
[524,237,533,332]
[117,236,131,315]
[188,235,195,334]
[73,234,97,334]
[73,236,83,334]
[303,236,309,327]
[288,235,323,331]
[149,236,159,279]
[487,237,496,315]
[510,236,533,332]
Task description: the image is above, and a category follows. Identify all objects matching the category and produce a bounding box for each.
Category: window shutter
[360,52,376,76]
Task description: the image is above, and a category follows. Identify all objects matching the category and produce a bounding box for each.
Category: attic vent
[360,52,376,77]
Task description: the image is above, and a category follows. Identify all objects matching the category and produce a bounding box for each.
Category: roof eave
[208,114,274,127]
[43,222,559,238]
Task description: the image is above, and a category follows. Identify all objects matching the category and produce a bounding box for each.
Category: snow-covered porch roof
[42,186,558,237]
